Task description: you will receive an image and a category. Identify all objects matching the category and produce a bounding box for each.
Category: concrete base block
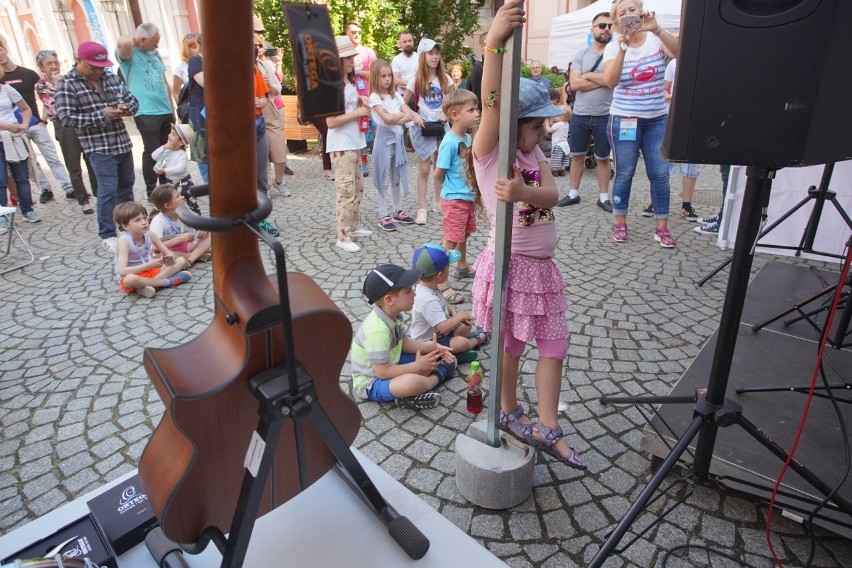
[454,420,535,509]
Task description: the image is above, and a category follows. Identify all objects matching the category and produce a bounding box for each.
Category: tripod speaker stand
[750,236,852,350]
[590,168,852,566]
[698,162,852,287]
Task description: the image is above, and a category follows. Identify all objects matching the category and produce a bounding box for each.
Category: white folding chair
[0,206,35,276]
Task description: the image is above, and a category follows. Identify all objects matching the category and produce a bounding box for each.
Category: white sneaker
[138,286,156,298]
[272,179,291,197]
[335,240,360,252]
[101,237,117,253]
[351,228,373,237]
[415,208,427,225]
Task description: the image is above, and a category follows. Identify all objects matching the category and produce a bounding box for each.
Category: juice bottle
[466,361,483,414]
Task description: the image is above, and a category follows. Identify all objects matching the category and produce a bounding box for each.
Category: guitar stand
[178,188,429,568]
[698,162,852,287]
[590,167,852,567]
[749,236,852,350]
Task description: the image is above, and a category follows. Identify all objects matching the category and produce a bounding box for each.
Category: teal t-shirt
[116,47,172,116]
[436,131,474,201]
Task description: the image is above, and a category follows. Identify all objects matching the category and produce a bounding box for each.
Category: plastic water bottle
[359,115,370,133]
[466,361,483,414]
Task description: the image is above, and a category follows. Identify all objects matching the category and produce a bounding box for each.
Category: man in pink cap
[55,41,140,253]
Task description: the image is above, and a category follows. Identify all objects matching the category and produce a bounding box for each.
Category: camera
[264,48,278,58]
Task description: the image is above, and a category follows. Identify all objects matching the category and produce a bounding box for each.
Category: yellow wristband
[483,43,507,54]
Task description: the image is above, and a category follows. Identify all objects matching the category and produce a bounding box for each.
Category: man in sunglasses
[0,39,74,204]
[557,12,615,213]
[116,22,174,198]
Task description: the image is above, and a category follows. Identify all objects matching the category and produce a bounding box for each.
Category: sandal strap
[531,422,564,446]
[499,405,526,425]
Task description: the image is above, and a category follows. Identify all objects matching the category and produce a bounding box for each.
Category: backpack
[176,80,191,124]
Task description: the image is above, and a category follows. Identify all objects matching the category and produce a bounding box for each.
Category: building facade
[0,0,199,76]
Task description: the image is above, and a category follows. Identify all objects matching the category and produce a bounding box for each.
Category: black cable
[661,543,759,568]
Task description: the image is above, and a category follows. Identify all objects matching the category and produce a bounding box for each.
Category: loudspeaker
[664,0,852,167]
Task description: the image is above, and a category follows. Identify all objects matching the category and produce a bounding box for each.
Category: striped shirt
[603,34,668,119]
[350,307,407,399]
[55,67,138,155]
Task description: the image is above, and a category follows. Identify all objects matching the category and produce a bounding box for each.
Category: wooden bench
[282,95,320,141]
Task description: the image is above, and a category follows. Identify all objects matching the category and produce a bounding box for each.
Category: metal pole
[485,27,522,448]
[692,165,774,480]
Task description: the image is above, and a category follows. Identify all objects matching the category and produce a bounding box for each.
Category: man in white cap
[55,41,139,253]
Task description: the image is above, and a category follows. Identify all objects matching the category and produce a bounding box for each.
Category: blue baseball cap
[518,78,564,119]
[412,244,461,278]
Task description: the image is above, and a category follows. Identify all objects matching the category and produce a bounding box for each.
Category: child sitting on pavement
[152,123,201,214]
[350,263,457,410]
[410,244,490,364]
[113,202,192,298]
[148,184,212,267]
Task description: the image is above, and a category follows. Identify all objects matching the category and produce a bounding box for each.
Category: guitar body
[137,1,360,549]
[140,271,360,544]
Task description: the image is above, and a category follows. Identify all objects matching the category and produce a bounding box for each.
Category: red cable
[764,246,852,567]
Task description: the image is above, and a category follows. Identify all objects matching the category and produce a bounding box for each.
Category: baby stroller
[585,138,615,179]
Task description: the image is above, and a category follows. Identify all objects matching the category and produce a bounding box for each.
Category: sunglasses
[596,23,613,30]
[184,33,198,40]
[37,50,58,58]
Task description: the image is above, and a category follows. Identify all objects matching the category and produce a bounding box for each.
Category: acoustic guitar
[138,1,360,547]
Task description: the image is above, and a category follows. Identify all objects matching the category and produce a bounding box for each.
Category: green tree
[253,0,484,91]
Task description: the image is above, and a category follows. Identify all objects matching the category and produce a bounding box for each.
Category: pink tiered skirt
[471,248,569,344]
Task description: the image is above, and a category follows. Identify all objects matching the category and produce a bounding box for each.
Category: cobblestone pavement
[1,125,850,567]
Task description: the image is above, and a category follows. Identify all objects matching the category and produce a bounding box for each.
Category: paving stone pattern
[1,125,849,567]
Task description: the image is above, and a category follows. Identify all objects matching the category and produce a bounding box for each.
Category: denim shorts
[569,114,611,159]
[670,162,701,179]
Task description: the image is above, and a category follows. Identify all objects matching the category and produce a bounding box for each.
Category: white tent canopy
[548,0,683,71]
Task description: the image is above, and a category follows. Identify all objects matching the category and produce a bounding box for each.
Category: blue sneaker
[393,210,415,224]
[24,211,41,223]
[378,216,396,232]
[258,219,280,237]
[0,216,9,229]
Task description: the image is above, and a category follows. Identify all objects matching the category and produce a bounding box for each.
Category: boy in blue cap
[410,244,490,363]
[350,263,457,410]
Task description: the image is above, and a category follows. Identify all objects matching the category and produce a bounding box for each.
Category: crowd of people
[0,0,725,470]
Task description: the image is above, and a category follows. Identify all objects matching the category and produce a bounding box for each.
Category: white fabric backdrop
[719,161,852,261]
[547,0,682,70]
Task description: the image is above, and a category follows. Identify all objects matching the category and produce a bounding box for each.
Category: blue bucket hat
[518,78,564,119]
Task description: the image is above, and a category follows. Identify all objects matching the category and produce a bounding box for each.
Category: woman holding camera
[603,0,678,247]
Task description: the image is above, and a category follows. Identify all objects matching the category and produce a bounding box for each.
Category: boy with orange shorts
[113,202,192,298]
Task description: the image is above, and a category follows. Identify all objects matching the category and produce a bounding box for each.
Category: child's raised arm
[472,0,526,161]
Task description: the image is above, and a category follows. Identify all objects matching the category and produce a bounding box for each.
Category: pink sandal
[613,223,628,243]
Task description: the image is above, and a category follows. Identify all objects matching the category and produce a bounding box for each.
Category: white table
[0,449,506,567]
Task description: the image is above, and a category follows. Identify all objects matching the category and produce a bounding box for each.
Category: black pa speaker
[664,0,852,167]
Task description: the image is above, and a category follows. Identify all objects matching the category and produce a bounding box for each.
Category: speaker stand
[589,166,852,567]
[698,163,852,287]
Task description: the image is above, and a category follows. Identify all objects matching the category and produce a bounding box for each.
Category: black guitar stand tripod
[699,162,852,287]
[590,167,852,567]
[177,188,429,568]
[736,236,852,404]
